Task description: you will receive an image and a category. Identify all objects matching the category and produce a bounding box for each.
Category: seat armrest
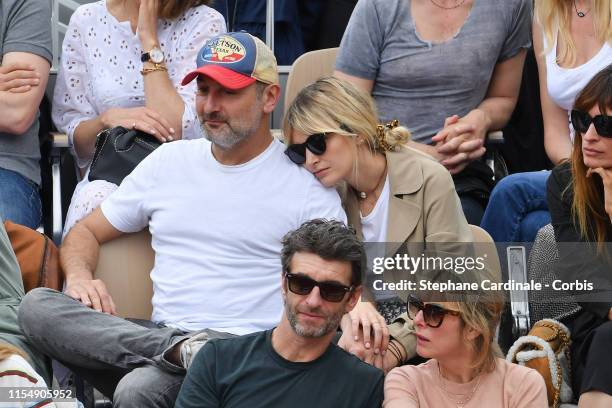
[486,130,504,145]
[49,132,70,245]
[507,245,531,337]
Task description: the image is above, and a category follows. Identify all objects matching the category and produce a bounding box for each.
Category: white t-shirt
[361,176,392,300]
[100,138,346,334]
[360,175,390,244]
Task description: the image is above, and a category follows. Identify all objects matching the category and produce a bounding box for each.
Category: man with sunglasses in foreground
[18,32,345,407]
[176,219,384,407]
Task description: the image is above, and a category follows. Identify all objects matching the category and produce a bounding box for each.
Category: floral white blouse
[52,0,226,167]
[52,0,225,237]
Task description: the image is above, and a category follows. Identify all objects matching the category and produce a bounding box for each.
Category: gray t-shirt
[336,0,531,144]
[0,0,53,185]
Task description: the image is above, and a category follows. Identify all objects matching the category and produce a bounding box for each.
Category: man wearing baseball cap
[19,32,345,407]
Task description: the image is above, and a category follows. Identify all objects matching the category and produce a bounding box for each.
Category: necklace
[573,0,590,17]
[437,362,482,408]
[429,0,466,10]
[358,162,387,200]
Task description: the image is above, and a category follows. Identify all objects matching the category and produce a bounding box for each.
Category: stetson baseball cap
[181,31,279,90]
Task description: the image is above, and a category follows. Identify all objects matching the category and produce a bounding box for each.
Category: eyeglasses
[285,271,353,302]
[571,110,612,137]
[407,295,461,328]
[284,133,327,165]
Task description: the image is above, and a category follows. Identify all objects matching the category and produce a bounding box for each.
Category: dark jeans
[454,160,495,225]
[18,288,230,407]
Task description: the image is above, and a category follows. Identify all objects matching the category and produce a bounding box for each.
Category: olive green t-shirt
[176,329,384,408]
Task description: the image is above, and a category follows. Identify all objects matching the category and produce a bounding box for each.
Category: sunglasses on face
[571,110,612,137]
[285,271,353,302]
[284,133,327,165]
[407,295,461,328]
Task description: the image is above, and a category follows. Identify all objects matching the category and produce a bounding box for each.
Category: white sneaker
[179,331,212,369]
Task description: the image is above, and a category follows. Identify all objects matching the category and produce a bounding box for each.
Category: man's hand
[432,110,489,174]
[65,278,117,315]
[0,62,41,93]
[587,167,612,222]
[100,107,175,142]
[137,0,160,50]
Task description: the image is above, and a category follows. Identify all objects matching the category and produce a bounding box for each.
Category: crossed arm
[0,51,50,135]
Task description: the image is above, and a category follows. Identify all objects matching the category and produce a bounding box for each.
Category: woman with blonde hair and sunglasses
[547,64,612,408]
[383,281,547,407]
[283,76,472,373]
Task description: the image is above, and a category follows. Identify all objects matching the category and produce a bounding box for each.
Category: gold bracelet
[141,63,167,76]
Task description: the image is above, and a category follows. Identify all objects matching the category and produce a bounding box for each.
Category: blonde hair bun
[376,120,411,152]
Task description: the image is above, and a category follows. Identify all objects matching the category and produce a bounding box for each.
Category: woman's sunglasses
[285,271,353,302]
[571,110,612,137]
[284,133,327,165]
[407,295,461,328]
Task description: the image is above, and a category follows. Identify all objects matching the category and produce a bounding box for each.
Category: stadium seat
[94,229,154,319]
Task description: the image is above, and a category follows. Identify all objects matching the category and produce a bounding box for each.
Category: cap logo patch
[203,36,246,64]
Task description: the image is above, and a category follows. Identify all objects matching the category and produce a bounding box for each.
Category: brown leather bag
[4,221,63,292]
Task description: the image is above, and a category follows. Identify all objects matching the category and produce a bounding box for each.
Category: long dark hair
[570,64,612,249]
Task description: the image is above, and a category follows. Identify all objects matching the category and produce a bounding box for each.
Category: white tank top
[546,35,612,111]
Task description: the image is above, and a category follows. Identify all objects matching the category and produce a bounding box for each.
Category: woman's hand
[100,107,175,142]
[339,316,402,374]
[0,62,41,93]
[587,167,612,222]
[137,0,160,50]
[344,301,389,355]
[432,110,488,174]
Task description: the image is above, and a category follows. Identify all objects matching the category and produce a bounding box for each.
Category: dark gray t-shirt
[336,0,531,144]
[0,0,53,185]
[175,329,384,408]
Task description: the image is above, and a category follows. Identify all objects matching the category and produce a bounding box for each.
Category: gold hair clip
[376,119,401,152]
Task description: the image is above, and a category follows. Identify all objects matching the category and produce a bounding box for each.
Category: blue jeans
[0,168,41,229]
[480,171,551,242]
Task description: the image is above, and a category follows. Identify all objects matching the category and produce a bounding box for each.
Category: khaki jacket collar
[344,147,426,245]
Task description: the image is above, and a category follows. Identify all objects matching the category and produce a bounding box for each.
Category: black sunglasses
[571,110,612,137]
[407,295,461,328]
[285,271,353,302]
[284,133,327,165]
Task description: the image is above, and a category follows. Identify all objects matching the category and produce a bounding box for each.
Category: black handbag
[88,126,161,185]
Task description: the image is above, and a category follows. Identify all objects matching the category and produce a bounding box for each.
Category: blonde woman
[481,0,612,242]
[383,286,548,407]
[547,64,612,408]
[283,77,472,373]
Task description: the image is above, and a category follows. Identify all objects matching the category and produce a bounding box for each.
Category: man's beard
[200,105,263,150]
[284,299,345,338]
